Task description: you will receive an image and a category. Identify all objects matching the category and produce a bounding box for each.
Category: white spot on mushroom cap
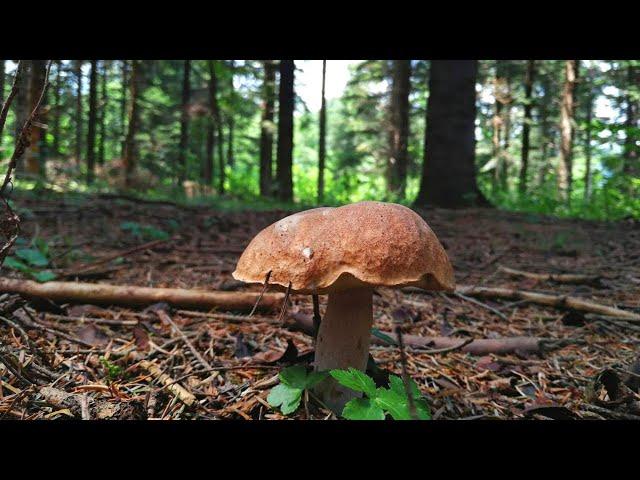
[302,247,313,259]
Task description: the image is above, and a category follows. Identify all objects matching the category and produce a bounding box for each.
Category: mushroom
[232,201,454,412]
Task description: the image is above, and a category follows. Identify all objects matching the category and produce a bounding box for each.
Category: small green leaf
[342,398,385,420]
[330,368,378,398]
[32,270,57,283]
[3,256,33,273]
[371,328,397,346]
[304,370,329,389]
[16,248,49,267]
[374,388,411,420]
[279,365,309,389]
[389,374,421,400]
[33,237,50,257]
[267,384,302,415]
[414,399,432,420]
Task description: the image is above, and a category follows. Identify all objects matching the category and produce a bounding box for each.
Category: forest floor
[1,192,639,420]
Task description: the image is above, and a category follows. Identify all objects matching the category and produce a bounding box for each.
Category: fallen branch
[498,265,602,285]
[288,313,569,355]
[0,278,284,312]
[456,284,640,321]
[138,360,196,406]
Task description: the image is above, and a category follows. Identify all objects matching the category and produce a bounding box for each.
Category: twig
[394,323,417,420]
[453,292,508,321]
[498,265,601,285]
[138,360,196,406]
[155,309,212,371]
[248,270,271,317]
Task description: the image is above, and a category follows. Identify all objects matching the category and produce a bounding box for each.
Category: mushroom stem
[313,287,373,413]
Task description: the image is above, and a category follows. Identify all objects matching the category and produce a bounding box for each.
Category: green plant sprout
[2,236,57,282]
[268,366,431,420]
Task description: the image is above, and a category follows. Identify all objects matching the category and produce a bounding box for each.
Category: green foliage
[120,221,170,241]
[330,368,431,420]
[267,366,329,415]
[3,237,57,283]
[100,357,124,381]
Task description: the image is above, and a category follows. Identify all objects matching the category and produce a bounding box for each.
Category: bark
[13,61,30,172]
[414,60,487,208]
[120,60,128,158]
[24,60,47,177]
[227,60,235,167]
[519,60,535,195]
[623,63,639,176]
[204,61,216,187]
[537,73,551,188]
[86,60,98,185]
[0,278,284,313]
[51,60,62,157]
[558,60,579,202]
[317,59,327,203]
[98,60,107,165]
[276,60,295,202]
[493,61,512,192]
[387,60,411,198]
[177,60,191,185]
[123,60,140,188]
[259,60,276,197]
[583,92,593,201]
[74,60,83,166]
[208,61,225,194]
[0,59,5,103]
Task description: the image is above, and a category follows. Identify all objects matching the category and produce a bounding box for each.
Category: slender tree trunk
[583,93,593,201]
[492,62,504,192]
[502,71,512,191]
[227,60,235,167]
[86,60,98,185]
[74,60,83,166]
[51,60,62,157]
[537,74,551,188]
[317,60,327,204]
[259,60,276,197]
[177,60,191,185]
[14,61,30,172]
[519,60,535,195]
[0,60,5,103]
[98,60,107,165]
[558,60,579,202]
[120,60,129,158]
[123,60,140,188]
[25,60,47,177]
[387,60,411,199]
[276,60,295,202]
[208,61,225,194]
[414,61,487,208]
[204,60,216,188]
[623,63,638,176]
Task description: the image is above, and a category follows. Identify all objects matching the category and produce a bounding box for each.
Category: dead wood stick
[456,284,640,321]
[0,278,284,312]
[498,266,601,285]
[287,313,563,355]
[155,309,212,371]
[138,360,196,406]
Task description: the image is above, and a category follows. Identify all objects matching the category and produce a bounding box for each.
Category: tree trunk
[74,60,83,166]
[0,59,5,103]
[51,60,62,157]
[14,61,30,172]
[259,60,276,197]
[387,60,411,199]
[204,61,216,188]
[583,92,593,201]
[317,59,327,204]
[177,60,191,186]
[123,60,140,189]
[623,63,638,176]
[25,60,47,177]
[414,60,487,208]
[98,60,108,166]
[519,60,535,195]
[86,60,98,185]
[120,60,128,159]
[558,60,579,202]
[227,60,235,168]
[276,60,295,202]
[208,61,225,194]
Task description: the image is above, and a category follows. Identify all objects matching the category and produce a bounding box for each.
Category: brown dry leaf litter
[0,193,639,420]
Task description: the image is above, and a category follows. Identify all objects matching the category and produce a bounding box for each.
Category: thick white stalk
[313,288,373,412]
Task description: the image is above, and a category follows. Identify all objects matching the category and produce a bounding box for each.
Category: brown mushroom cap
[232,201,455,294]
